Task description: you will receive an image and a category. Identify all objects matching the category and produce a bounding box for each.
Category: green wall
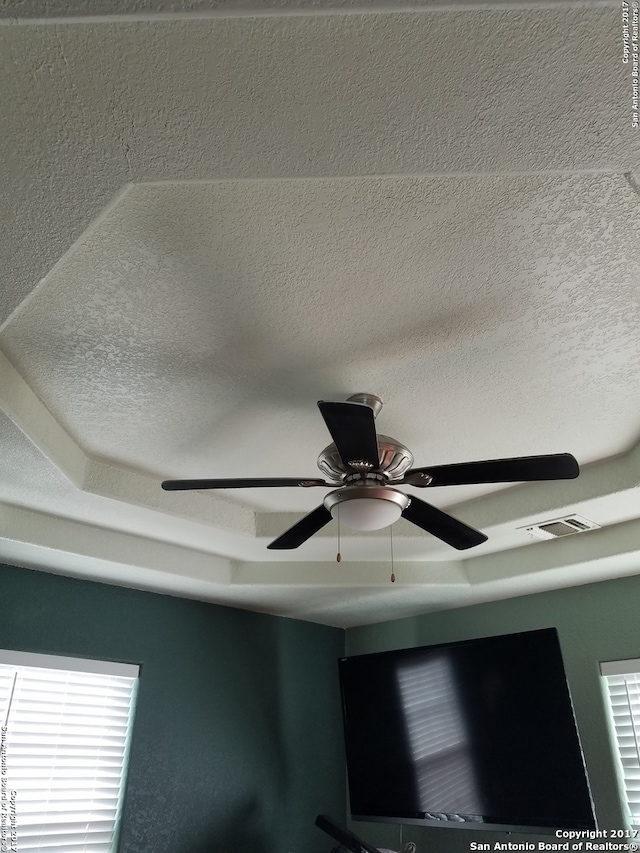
[345,574,640,853]
[0,562,346,853]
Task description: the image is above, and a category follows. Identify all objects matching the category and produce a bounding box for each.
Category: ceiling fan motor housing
[317,434,414,482]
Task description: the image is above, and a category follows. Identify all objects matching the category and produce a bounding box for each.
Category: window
[601,658,640,830]
[0,650,139,852]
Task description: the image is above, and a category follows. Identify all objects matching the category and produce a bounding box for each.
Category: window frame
[600,658,640,831]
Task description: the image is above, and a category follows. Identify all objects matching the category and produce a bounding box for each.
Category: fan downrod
[346,393,383,418]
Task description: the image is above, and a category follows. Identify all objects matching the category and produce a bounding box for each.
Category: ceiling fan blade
[267,505,333,549]
[402,453,579,487]
[402,496,487,550]
[162,477,329,491]
[317,401,380,470]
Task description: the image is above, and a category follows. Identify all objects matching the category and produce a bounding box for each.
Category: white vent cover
[519,514,600,540]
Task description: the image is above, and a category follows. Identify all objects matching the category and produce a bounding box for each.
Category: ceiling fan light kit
[162,393,580,551]
[324,487,410,531]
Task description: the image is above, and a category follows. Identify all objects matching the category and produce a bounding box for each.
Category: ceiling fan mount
[343,392,384,416]
[162,392,580,552]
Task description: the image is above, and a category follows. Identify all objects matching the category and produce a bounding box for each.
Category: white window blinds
[601,659,640,830]
[0,650,139,853]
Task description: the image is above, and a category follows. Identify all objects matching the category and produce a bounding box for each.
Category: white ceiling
[2,0,640,628]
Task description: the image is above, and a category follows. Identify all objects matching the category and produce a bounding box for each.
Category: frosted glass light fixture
[324,487,410,531]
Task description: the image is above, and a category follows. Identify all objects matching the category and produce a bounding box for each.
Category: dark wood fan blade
[162,477,329,491]
[267,505,333,549]
[402,496,487,550]
[317,401,379,470]
[402,453,579,487]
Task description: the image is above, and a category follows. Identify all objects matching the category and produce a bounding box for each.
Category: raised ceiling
[1,0,640,628]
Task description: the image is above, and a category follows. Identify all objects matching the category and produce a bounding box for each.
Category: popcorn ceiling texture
[3,173,640,510]
[0,0,612,17]
[0,8,634,325]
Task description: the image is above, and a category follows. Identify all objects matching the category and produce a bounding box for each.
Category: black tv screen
[339,628,595,833]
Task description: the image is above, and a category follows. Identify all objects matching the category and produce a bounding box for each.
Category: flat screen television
[339,628,595,834]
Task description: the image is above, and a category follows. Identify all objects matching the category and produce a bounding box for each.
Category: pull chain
[336,505,341,563]
[390,523,395,583]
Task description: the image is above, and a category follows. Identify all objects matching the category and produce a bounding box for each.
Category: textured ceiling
[1,0,640,627]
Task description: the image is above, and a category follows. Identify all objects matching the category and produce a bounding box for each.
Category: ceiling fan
[161,393,579,551]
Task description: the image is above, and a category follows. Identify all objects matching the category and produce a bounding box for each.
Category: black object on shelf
[315,814,382,853]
